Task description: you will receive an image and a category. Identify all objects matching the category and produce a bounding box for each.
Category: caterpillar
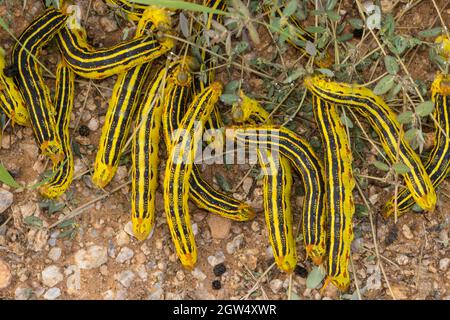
[162,58,255,221]
[92,8,158,188]
[105,0,148,21]
[257,148,297,273]
[229,126,327,263]
[384,73,450,217]
[435,35,450,60]
[231,90,270,124]
[56,4,175,79]
[268,1,332,68]
[304,75,436,212]
[0,48,29,127]
[131,65,168,241]
[11,7,68,163]
[164,81,223,269]
[312,96,355,291]
[40,59,75,198]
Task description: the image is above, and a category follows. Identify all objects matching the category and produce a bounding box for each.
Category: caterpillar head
[435,35,450,60]
[132,217,154,241]
[92,162,116,188]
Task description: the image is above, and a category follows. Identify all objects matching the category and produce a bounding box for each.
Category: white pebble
[191,268,207,281]
[116,247,134,263]
[41,265,63,287]
[439,258,449,271]
[269,279,283,294]
[44,287,61,300]
[116,270,135,287]
[48,247,62,262]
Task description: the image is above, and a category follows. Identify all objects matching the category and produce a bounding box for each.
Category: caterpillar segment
[258,148,297,273]
[56,4,175,79]
[131,66,169,241]
[164,82,223,269]
[0,48,29,127]
[435,35,450,60]
[231,90,271,124]
[162,59,255,221]
[229,126,327,262]
[40,60,75,198]
[304,75,436,212]
[11,8,68,163]
[384,73,450,217]
[92,9,163,188]
[105,0,148,21]
[313,96,356,291]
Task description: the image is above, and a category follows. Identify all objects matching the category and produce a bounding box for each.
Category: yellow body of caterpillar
[11,8,68,163]
[106,0,148,21]
[56,4,174,79]
[258,148,297,273]
[304,75,436,212]
[231,90,270,124]
[162,58,255,222]
[384,73,450,217]
[40,60,75,198]
[313,96,356,291]
[435,35,450,60]
[230,126,327,262]
[164,82,223,269]
[0,48,29,127]
[93,9,158,188]
[131,66,168,241]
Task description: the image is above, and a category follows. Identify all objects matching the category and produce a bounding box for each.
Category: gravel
[48,247,62,262]
[0,259,12,289]
[41,265,63,287]
[116,247,134,263]
[75,245,108,269]
[0,189,13,214]
[43,287,61,300]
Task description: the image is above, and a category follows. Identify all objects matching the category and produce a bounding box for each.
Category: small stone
[212,280,222,290]
[66,269,81,295]
[100,265,108,276]
[241,177,253,194]
[402,224,414,240]
[439,258,450,271]
[213,263,227,277]
[269,279,283,294]
[207,215,231,239]
[192,223,199,236]
[15,287,32,300]
[87,118,99,131]
[136,265,148,281]
[0,189,13,214]
[74,245,108,269]
[43,287,61,300]
[396,254,409,266]
[207,251,226,267]
[251,221,260,232]
[113,166,128,183]
[100,16,118,32]
[192,268,207,281]
[116,247,134,263]
[148,287,164,300]
[124,221,134,237]
[115,230,130,246]
[140,243,151,256]
[78,125,90,137]
[102,290,115,300]
[48,247,62,262]
[0,259,12,289]
[226,234,245,254]
[116,270,135,287]
[41,265,63,287]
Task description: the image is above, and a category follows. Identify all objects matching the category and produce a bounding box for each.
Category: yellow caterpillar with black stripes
[228,126,327,264]
[313,96,356,291]
[0,48,29,127]
[106,0,148,21]
[162,57,255,222]
[304,75,437,212]
[164,81,223,269]
[230,92,298,272]
[55,3,174,79]
[40,59,75,199]
[93,7,157,188]
[11,7,68,164]
[131,65,168,241]
[384,73,450,218]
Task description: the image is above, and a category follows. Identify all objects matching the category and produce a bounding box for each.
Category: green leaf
[326,0,338,10]
[373,161,390,171]
[283,67,306,84]
[57,228,76,239]
[396,110,414,124]
[224,80,241,94]
[289,292,302,300]
[129,0,229,16]
[48,202,66,215]
[233,41,249,55]
[348,18,364,29]
[393,162,410,174]
[214,173,232,192]
[404,128,419,142]
[355,204,368,217]
[326,10,341,22]
[317,68,335,77]
[415,101,434,117]
[306,266,326,289]
[340,114,354,128]
[304,26,327,34]
[282,0,297,17]
[384,55,399,75]
[0,162,22,188]
[418,27,442,38]
[220,94,240,105]
[24,215,43,228]
[57,219,75,229]
[373,75,395,95]
[337,33,353,43]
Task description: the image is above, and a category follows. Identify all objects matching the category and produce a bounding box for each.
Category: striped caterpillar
[162,58,255,222]
[304,75,437,212]
[312,96,355,291]
[40,59,75,198]
[435,35,450,60]
[93,8,157,188]
[131,65,168,241]
[230,92,298,271]
[164,81,223,269]
[384,73,450,217]
[56,3,174,79]
[11,7,68,163]
[229,126,327,263]
[0,48,29,127]
[105,0,148,21]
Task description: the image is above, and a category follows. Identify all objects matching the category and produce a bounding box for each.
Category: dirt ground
[0,0,449,300]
